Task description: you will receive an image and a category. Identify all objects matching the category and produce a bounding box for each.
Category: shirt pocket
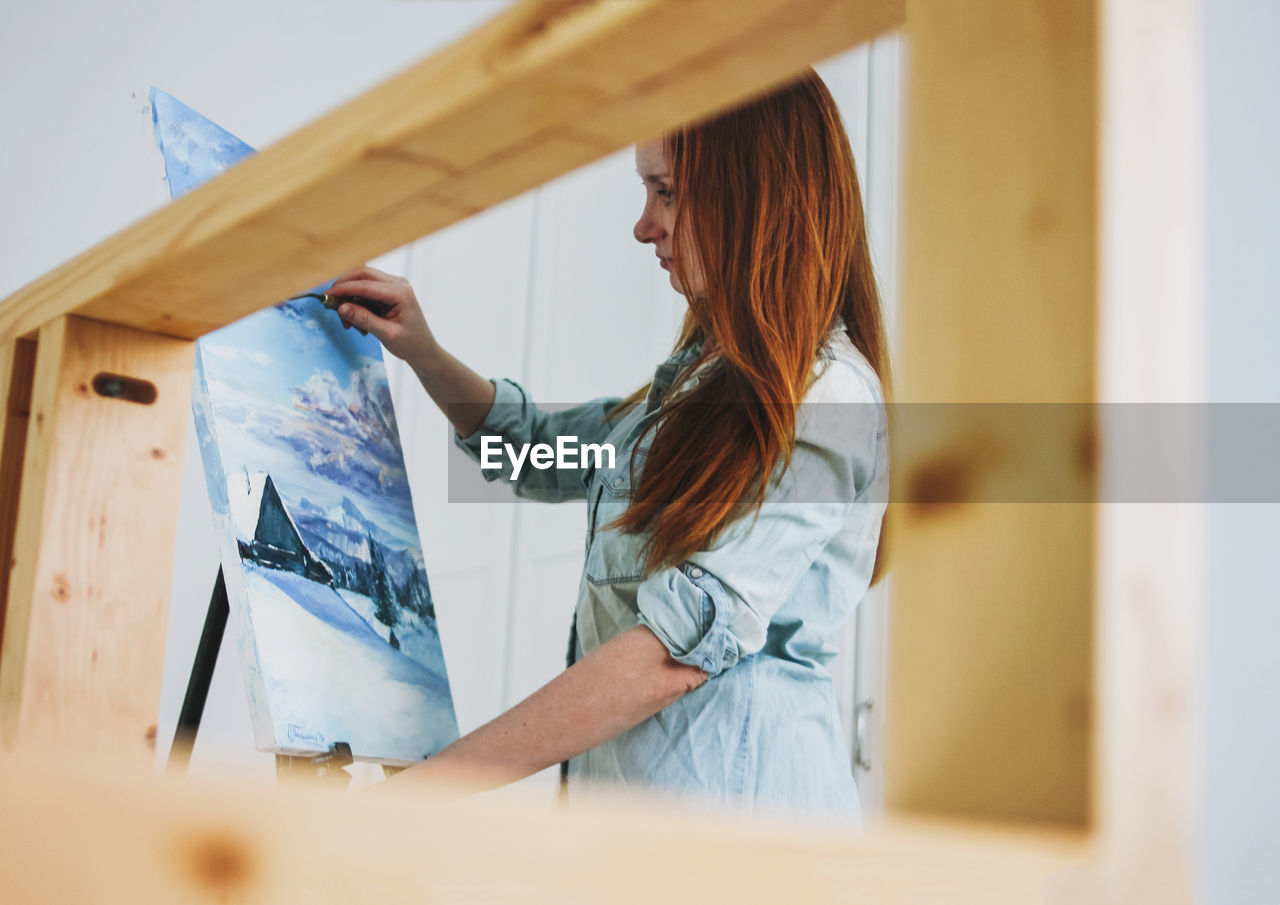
[583,456,648,586]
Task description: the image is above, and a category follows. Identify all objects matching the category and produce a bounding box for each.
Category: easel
[0,1,1202,901]
[165,565,396,787]
[165,569,230,776]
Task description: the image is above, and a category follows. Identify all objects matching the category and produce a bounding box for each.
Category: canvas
[152,89,459,764]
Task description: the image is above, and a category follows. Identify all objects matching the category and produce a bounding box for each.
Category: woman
[328,68,890,823]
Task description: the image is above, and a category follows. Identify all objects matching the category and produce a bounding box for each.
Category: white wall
[0,1,510,301]
[0,2,902,803]
[1200,1,1280,902]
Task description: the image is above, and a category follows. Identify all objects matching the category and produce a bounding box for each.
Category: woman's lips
[659,257,671,270]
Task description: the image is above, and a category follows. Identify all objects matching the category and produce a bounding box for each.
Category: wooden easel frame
[0,1,1200,902]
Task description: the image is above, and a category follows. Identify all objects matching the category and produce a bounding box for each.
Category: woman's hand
[329,265,496,437]
[326,266,438,372]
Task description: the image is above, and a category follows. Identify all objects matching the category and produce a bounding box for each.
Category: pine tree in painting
[368,533,398,631]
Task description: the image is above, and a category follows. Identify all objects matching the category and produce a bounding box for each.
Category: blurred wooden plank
[0,754,1089,904]
[1095,0,1202,902]
[0,0,904,344]
[0,338,37,654]
[886,0,1096,825]
[0,341,38,595]
[0,317,193,761]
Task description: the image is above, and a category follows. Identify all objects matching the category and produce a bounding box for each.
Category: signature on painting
[286,723,326,747]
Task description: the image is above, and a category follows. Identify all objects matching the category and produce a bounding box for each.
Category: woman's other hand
[326,266,438,371]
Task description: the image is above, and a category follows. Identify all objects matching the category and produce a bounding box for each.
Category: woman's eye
[657,187,674,203]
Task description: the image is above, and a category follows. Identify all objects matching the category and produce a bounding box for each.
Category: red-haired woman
[329,68,891,824]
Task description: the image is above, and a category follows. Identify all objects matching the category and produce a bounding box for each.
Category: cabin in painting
[229,471,333,586]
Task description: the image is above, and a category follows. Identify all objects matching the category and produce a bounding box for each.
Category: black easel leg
[166,566,229,774]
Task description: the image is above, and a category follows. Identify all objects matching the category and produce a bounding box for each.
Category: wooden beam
[886,0,1096,825]
[0,0,904,344]
[0,755,1090,904]
[0,317,193,762]
[1095,0,1202,902]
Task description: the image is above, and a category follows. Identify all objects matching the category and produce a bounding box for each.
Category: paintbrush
[291,292,394,319]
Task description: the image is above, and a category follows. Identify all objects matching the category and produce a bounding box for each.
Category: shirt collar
[644,341,704,413]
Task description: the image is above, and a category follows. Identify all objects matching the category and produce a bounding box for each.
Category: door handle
[852,699,873,773]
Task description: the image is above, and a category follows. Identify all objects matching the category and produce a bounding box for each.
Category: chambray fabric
[452,327,888,825]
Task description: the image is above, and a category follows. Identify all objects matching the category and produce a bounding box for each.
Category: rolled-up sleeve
[633,361,886,677]
[453,378,623,502]
[635,562,753,677]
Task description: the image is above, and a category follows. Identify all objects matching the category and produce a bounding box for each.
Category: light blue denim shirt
[452,327,888,825]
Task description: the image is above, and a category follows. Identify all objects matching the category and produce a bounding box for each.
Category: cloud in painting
[203,365,417,547]
[283,364,406,501]
[275,298,338,353]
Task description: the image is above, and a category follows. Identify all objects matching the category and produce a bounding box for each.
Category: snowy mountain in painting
[230,470,437,646]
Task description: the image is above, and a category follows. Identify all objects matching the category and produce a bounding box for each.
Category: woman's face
[633,139,705,298]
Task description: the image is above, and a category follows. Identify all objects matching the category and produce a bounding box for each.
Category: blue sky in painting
[151,88,255,198]
[154,89,418,548]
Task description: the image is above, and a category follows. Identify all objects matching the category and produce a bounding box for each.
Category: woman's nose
[634,208,663,244]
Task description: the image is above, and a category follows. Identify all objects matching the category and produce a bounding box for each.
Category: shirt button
[689,567,704,579]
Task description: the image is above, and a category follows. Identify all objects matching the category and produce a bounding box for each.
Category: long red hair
[608,69,892,585]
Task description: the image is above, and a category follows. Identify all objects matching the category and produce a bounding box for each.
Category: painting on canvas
[152,89,459,763]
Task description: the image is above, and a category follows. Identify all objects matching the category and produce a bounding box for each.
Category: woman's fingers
[326,278,405,306]
[337,304,384,341]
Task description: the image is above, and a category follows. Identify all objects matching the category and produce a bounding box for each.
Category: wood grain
[0,317,193,762]
[0,0,904,344]
[885,0,1097,826]
[0,754,1091,905]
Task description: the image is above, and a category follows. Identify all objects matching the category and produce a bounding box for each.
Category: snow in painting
[155,89,459,763]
